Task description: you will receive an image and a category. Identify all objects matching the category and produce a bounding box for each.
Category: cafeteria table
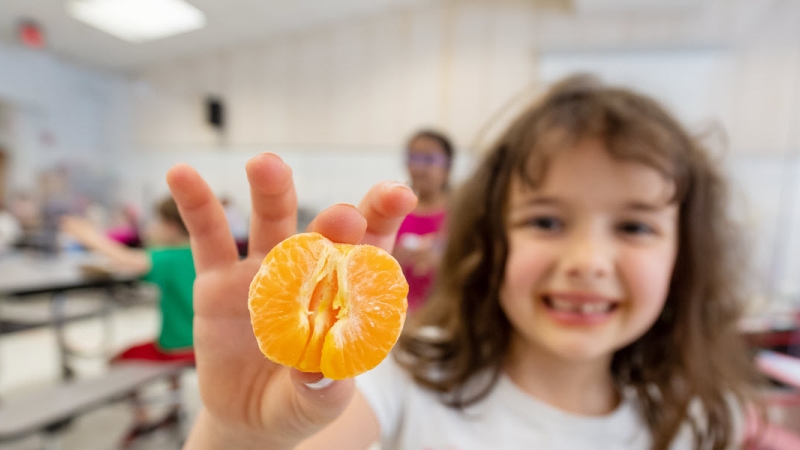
[0,252,140,379]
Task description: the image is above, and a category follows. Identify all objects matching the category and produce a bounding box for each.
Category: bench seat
[0,361,191,443]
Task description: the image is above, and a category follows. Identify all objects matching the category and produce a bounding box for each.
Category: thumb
[289,370,356,433]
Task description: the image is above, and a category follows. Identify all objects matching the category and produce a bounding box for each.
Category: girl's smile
[541,291,621,327]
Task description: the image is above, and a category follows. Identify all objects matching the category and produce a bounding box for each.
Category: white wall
[129,0,540,151]
[537,49,737,135]
[128,0,800,154]
[726,156,800,305]
[0,41,132,195]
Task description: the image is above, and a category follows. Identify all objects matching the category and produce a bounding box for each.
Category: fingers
[168,160,414,272]
[358,181,417,251]
[167,164,239,272]
[247,153,298,258]
[306,182,415,251]
[306,203,367,245]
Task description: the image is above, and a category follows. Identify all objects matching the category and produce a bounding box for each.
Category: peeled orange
[248,232,409,379]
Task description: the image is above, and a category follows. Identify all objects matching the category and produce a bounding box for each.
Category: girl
[394,129,454,311]
[169,76,760,450]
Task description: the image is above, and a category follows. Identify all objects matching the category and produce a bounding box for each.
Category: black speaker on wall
[205,96,225,130]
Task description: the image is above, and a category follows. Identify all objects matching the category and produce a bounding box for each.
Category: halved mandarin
[248,232,408,379]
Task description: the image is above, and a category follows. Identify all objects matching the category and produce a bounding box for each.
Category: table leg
[50,292,74,381]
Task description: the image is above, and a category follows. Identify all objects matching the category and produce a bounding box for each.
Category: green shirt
[142,246,195,350]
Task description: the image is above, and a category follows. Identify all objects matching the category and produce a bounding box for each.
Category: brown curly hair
[396,75,761,449]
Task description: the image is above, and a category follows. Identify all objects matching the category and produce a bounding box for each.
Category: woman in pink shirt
[394,129,454,311]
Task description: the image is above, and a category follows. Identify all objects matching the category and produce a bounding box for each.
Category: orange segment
[248,232,408,379]
[321,245,409,378]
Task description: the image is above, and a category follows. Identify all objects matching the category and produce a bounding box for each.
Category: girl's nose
[562,230,614,281]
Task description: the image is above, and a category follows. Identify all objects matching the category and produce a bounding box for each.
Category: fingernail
[333,202,357,210]
[386,181,412,191]
[304,377,334,390]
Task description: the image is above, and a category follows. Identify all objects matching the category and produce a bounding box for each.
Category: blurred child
[0,202,21,253]
[394,129,454,311]
[106,203,141,248]
[61,196,194,445]
[169,76,766,449]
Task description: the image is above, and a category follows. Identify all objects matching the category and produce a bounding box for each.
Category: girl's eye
[528,216,563,231]
[618,221,654,235]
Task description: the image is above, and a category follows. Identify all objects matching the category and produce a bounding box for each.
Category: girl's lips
[544,291,619,304]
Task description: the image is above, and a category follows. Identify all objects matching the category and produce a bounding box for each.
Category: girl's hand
[167,153,416,450]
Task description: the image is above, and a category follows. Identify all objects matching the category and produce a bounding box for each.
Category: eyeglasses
[407,153,449,168]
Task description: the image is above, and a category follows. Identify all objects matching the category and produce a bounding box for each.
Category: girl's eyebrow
[623,200,673,212]
[521,196,562,206]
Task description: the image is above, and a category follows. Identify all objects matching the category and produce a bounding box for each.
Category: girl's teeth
[580,303,609,314]
[548,297,612,314]
[551,298,576,311]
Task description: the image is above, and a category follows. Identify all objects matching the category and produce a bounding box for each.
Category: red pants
[113,341,195,364]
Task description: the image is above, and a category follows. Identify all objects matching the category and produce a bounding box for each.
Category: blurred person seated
[0,201,21,254]
[8,190,43,250]
[60,196,195,446]
[35,170,76,254]
[9,190,40,231]
[106,203,142,248]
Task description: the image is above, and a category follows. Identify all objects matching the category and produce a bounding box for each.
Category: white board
[537,48,736,133]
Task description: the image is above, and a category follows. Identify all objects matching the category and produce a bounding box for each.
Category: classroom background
[1,0,799,448]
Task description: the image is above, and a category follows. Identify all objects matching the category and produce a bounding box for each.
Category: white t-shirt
[357,356,697,450]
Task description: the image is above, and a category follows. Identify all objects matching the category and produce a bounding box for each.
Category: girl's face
[406,136,450,197]
[500,138,678,365]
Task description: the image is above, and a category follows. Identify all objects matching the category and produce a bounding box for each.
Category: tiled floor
[0,289,201,450]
